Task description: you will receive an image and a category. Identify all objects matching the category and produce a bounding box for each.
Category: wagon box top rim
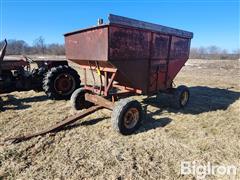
[64,14,193,39]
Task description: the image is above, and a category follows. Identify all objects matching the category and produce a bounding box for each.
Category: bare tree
[190,46,239,60]
[47,43,65,55]
[198,47,207,59]
[33,36,46,55]
[0,39,29,55]
[208,45,221,54]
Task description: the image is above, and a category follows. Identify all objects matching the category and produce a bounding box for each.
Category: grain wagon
[65,14,193,135]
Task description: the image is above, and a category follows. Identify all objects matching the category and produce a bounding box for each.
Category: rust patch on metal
[109,26,151,61]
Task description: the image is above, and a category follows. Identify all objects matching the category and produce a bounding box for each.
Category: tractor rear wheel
[70,88,93,110]
[111,98,143,135]
[43,65,80,100]
[0,97,2,111]
[171,85,190,109]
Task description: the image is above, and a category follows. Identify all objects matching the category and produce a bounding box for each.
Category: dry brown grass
[0,59,240,179]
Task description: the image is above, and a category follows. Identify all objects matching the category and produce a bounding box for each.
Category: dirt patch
[0,59,239,179]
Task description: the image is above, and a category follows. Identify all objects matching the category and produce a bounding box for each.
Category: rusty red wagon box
[65,14,193,96]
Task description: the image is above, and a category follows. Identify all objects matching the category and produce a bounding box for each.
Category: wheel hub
[123,108,139,129]
[54,74,75,95]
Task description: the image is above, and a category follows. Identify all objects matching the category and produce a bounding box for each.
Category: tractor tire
[171,85,190,109]
[70,88,93,111]
[32,67,46,92]
[0,97,2,111]
[43,65,80,100]
[111,98,143,135]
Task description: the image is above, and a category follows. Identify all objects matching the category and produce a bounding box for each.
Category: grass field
[0,59,239,179]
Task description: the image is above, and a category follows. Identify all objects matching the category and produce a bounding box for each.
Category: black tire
[32,67,46,92]
[171,85,190,109]
[43,65,80,100]
[70,88,93,110]
[0,97,2,111]
[111,98,143,135]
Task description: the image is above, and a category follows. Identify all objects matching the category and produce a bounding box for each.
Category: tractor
[0,39,81,106]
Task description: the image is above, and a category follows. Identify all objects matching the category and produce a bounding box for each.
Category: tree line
[190,46,239,60]
[0,37,239,60]
[0,37,65,55]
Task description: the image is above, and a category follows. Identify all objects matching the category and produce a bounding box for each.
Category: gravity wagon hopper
[66,14,193,135]
[4,14,193,142]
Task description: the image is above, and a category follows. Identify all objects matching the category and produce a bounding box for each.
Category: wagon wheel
[172,85,190,109]
[43,65,81,100]
[111,98,143,135]
[70,88,94,111]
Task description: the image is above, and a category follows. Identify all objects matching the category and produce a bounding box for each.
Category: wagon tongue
[3,106,102,143]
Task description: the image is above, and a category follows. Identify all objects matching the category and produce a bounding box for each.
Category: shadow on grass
[134,106,172,134]
[1,94,48,111]
[143,86,240,115]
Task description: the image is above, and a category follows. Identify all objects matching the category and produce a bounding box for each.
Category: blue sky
[0,0,239,51]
